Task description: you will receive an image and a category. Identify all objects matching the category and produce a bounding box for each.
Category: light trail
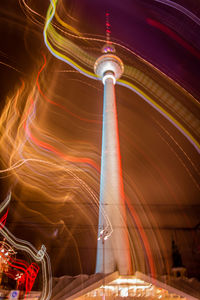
[154,0,200,26]
[0,192,52,300]
[146,18,200,60]
[36,53,101,124]
[0,192,11,212]
[43,0,97,80]
[125,194,156,278]
[54,11,81,36]
[121,132,192,274]
[0,226,52,300]
[0,53,101,201]
[0,158,113,238]
[0,61,23,74]
[152,117,200,191]
[118,79,200,153]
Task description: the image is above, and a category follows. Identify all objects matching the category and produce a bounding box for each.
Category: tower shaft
[96,76,131,275]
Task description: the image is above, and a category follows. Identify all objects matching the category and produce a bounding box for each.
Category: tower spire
[102,12,116,53]
[106,12,111,44]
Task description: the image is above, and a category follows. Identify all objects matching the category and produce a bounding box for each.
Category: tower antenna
[102,12,115,53]
[106,12,111,44]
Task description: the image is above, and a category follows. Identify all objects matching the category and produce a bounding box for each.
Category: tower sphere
[94,53,124,84]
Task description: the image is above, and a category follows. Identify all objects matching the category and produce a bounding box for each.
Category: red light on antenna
[105,12,111,42]
[102,11,115,53]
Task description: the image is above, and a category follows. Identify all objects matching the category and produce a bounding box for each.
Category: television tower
[95,13,132,275]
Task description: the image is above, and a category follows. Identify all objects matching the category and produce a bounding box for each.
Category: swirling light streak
[123,159,170,276]
[54,11,81,36]
[126,177,171,276]
[0,158,113,239]
[36,54,101,124]
[25,123,100,171]
[0,226,52,300]
[146,18,200,60]
[0,192,11,212]
[0,209,9,229]
[123,69,200,139]
[117,79,200,153]
[151,117,200,191]
[154,0,200,26]
[43,0,97,80]
[152,128,200,227]
[125,195,156,278]
[20,0,81,37]
[0,54,101,205]
[0,61,23,74]
[0,251,39,298]
[123,136,199,239]
[20,0,43,19]
[0,193,52,300]
[121,133,189,274]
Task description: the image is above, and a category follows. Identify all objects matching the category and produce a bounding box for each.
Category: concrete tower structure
[94,46,132,275]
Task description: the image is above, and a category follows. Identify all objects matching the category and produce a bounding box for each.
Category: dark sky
[0,0,199,282]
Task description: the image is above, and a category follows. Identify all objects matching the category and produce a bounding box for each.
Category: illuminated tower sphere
[94,44,132,275]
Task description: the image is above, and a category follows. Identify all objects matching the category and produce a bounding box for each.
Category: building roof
[51,272,200,300]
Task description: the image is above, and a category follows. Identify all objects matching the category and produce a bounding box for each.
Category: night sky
[0,0,199,283]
